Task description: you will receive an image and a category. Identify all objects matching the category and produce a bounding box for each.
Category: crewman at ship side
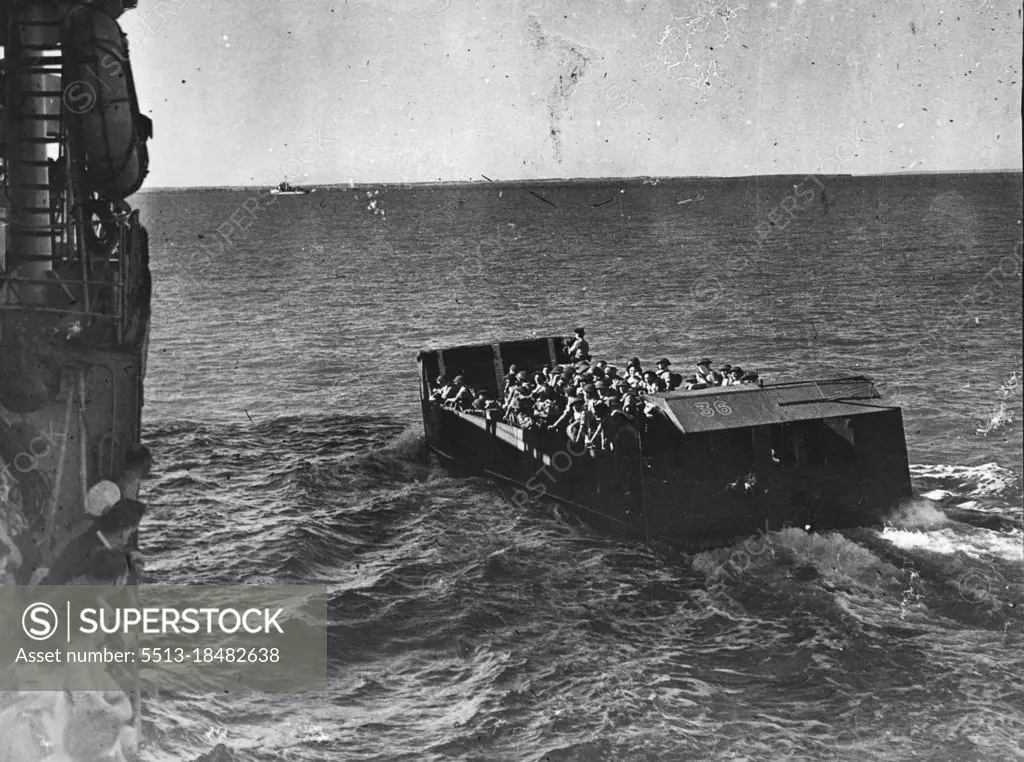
[115,443,154,580]
[37,444,152,585]
[119,444,153,500]
[566,327,590,362]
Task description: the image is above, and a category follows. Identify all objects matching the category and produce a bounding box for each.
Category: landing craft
[420,336,913,548]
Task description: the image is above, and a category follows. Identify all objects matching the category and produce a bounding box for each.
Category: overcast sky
[128,0,1022,186]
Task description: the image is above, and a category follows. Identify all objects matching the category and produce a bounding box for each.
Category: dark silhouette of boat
[270,180,314,195]
[419,336,913,548]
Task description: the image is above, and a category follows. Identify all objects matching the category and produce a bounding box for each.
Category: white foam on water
[976,400,1015,436]
[910,462,1019,498]
[881,525,1024,563]
[886,499,951,528]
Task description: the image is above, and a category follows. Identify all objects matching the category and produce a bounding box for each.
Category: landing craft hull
[420,337,914,549]
[424,402,648,540]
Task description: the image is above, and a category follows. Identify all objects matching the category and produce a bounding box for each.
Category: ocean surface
[134,173,1022,762]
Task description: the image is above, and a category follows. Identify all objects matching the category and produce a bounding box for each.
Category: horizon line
[137,167,1023,192]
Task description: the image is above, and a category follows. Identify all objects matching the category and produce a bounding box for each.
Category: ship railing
[0,209,144,345]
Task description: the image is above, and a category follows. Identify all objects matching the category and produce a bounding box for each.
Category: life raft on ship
[62,4,152,199]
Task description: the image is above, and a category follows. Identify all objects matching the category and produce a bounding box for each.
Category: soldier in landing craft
[696,358,718,386]
[530,387,558,428]
[655,358,673,387]
[551,396,589,442]
[566,327,590,362]
[626,362,643,388]
[447,376,474,409]
[641,371,663,394]
[684,375,707,391]
[502,364,520,394]
[585,401,610,449]
[431,375,454,403]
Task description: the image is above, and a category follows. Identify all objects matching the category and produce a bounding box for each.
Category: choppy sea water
[134,173,1021,761]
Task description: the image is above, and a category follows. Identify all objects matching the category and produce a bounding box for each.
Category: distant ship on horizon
[270,180,315,195]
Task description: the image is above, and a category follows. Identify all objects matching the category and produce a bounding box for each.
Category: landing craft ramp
[646,377,891,432]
